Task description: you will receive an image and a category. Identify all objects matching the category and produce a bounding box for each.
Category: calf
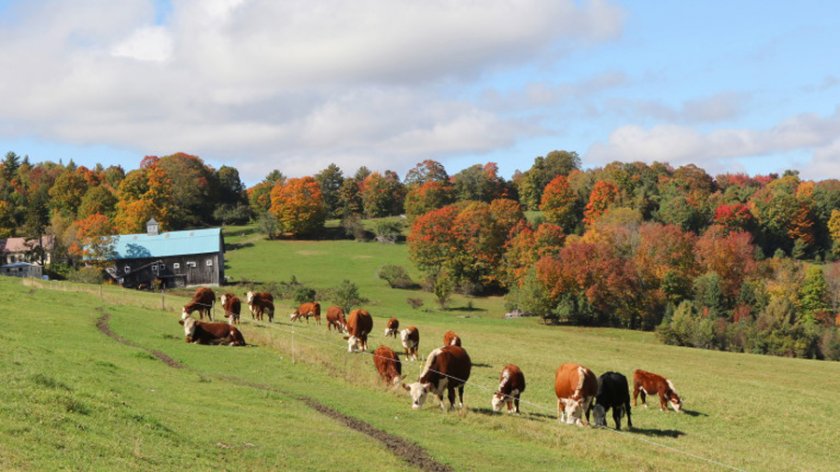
[491,364,526,414]
[326,305,347,333]
[183,287,215,320]
[633,369,682,412]
[593,371,632,430]
[384,317,400,338]
[245,291,274,322]
[179,316,246,346]
[400,326,420,361]
[344,309,373,352]
[373,345,402,385]
[402,345,472,411]
[220,293,241,325]
[290,302,321,325]
[442,330,461,347]
[554,363,597,426]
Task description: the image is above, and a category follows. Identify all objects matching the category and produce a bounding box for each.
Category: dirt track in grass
[96,312,452,472]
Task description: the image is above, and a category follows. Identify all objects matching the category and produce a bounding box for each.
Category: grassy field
[1,225,838,471]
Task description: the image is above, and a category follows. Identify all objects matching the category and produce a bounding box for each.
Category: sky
[0,0,838,186]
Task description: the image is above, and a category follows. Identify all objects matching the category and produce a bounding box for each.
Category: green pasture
[1,225,838,471]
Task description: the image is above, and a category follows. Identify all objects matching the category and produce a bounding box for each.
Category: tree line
[3,149,839,359]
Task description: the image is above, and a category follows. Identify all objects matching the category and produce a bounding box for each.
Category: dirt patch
[96,312,184,369]
[97,316,449,471]
[296,250,325,256]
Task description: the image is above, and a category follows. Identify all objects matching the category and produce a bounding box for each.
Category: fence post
[99,284,103,301]
[292,329,296,365]
[161,291,165,311]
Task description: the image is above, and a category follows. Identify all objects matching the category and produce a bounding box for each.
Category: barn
[106,219,225,289]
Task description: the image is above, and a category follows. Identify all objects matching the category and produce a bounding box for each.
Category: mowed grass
[2,225,838,471]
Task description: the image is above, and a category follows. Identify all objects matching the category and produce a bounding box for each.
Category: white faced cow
[403,345,471,411]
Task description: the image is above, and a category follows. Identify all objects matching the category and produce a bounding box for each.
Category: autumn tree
[404,181,455,221]
[48,169,89,218]
[713,203,754,234]
[337,177,363,219]
[269,176,326,237]
[78,186,118,220]
[695,225,757,302]
[516,150,581,210]
[583,180,620,226]
[451,163,508,202]
[404,160,449,187]
[68,213,116,265]
[539,174,578,230]
[360,171,404,218]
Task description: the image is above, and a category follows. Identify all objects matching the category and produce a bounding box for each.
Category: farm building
[0,261,43,278]
[0,235,54,266]
[105,219,225,289]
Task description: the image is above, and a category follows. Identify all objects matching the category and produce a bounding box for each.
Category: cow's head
[180,307,191,320]
[592,404,607,427]
[402,382,432,409]
[220,294,229,306]
[289,312,298,322]
[245,291,255,304]
[666,391,682,412]
[491,392,506,413]
[346,335,361,352]
[178,316,197,342]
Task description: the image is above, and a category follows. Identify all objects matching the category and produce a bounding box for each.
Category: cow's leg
[613,406,623,431]
[639,388,647,408]
[457,385,465,409]
[448,386,457,411]
[557,399,564,422]
[626,401,633,429]
[513,393,521,414]
[658,392,668,412]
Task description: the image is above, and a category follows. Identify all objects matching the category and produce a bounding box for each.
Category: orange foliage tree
[583,180,620,226]
[269,176,326,237]
[695,225,757,300]
[539,174,578,230]
[68,213,116,264]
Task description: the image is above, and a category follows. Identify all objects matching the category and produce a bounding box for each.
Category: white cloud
[586,107,840,177]
[0,0,623,182]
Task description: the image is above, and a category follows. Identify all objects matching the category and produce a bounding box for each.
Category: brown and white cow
[344,309,373,352]
[403,345,472,411]
[245,291,274,322]
[491,364,526,414]
[179,315,246,346]
[384,317,400,338]
[182,287,216,320]
[632,369,682,412]
[442,330,461,347]
[554,363,598,426]
[220,293,241,325]
[400,326,420,361]
[373,345,402,385]
[290,302,321,325]
[325,305,347,333]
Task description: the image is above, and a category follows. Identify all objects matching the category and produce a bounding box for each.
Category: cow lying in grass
[179,315,246,346]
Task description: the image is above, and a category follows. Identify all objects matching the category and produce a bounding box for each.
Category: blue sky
[0,0,838,185]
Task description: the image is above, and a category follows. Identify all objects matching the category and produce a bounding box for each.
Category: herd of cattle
[177,287,683,429]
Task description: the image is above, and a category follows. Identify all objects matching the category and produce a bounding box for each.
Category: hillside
[1,231,838,470]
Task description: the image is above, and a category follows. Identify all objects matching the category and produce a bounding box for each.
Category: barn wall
[114,251,222,288]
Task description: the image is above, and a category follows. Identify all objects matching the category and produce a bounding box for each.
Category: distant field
[1,225,838,471]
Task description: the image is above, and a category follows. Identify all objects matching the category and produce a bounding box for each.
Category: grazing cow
[182,287,216,321]
[326,306,347,333]
[400,326,420,361]
[290,302,321,325]
[554,363,598,426]
[220,293,241,325]
[491,364,526,414]
[403,345,472,411]
[179,316,246,346]
[373,345,402,385]
[593,372,633,430]
[442,330,461,347]
[633,369,682,412]
[245,291,274,322]
[384,317,400,338]
[344,309,373,352]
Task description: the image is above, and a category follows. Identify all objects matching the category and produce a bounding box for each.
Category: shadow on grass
[627,427,686,438]
[472,362,493,368]
[447,305,488,313]
[680,409,707,417]
[225,242,255,251]
[470,407,556,422]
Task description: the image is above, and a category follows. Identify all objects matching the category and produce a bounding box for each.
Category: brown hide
[401,326,419,360]
[326,306,347,332]
[248,292,274,322]
[385,317,399,337]
[221,293,241,324]
[420,345,472,392]
[442,330,461,347]
[346,309,373,351]
[632,369,682,412]
[373,345,402,384]
[554,363,597,425]
[292,302,321,324]
[184,287,216,320]
[181,319,246,346]
[494,364,526,413]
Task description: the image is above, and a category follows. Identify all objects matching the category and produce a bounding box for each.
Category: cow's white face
[560,398,584,425]
[670,397,682,412]
[180,308,190,320]
[346,335,360,352]
[403,382,431,409]
[246,291,255,304]
[592,404,607,427]
[221,294,228,306]
[491,392,505,412]
[180,316,197,341]
[400,329,413,347]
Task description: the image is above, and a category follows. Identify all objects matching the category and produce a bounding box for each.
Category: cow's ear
[401,383,410,391]
[423,383,433,393]
[178,319,184,325]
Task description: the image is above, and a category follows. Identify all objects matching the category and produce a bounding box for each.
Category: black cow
[591,371,632,430]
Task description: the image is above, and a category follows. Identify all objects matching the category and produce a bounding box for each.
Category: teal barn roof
[111,228,222,260]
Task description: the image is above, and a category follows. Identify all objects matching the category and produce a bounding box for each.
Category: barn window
[186,261,196,268]
[206,259,213,267]
[159,263,165,270]
[152,264,159,274]
[124,265,131,273]
[172,262,180,270]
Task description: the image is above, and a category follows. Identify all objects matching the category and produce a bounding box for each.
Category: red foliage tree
[584,180,620,226]
[695,225,757,300]
[540,174,577,230]
[713,203,754,233]
[270,177,326,237]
